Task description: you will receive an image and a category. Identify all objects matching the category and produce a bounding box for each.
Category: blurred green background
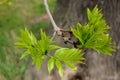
[0,0,56,80]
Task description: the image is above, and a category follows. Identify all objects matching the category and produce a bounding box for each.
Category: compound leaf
[54,48,84,73]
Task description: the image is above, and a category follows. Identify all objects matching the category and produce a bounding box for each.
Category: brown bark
[51,0,120,80]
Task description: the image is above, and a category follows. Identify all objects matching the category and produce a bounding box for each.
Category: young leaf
[48,45,61,50]
[87,8,92,21]
[71,23,84,45]
[37,29,61,55]
[48,58,55,74]
[55,60,64,77]
[64,62,77,71]
[54,48,84,72]
[31,52,44,69]
[20,50,30,60]
[15,28,32,47]
[54,48,85,63]
[30,32,37,45]
[36,56,43,69]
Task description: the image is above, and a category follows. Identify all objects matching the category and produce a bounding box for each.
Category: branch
[51,31,56,40]
[44,0,61,32]
[44,0,74,45]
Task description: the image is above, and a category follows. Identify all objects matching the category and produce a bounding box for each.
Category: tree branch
[44,0,74,45]
[51,31,56,40]
[44,0,61,32]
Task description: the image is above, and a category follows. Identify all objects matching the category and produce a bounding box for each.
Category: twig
[60,29,72,32]
[44,0,61,33]
[51,31,57,40]
[63,36,73,44]
[44,0,74,45]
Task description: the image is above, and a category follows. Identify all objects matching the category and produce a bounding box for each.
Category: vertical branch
[44,0,73,44]
[44,0,60,31]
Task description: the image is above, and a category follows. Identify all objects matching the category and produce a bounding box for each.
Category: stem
[44,0,60,31]
[65,40,74,44]
[44,0,74,45]
[51,31,57,40]
[60,29,72,32]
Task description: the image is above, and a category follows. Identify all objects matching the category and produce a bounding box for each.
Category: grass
[0,29,27,80]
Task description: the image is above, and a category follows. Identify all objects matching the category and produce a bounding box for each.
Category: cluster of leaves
[15,6,115,77]
[15,28,84,77]
[71,6,115,56]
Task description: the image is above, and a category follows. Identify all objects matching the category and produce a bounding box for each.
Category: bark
[51,0,120,80]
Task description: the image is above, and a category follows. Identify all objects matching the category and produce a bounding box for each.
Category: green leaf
[37,29,59,55]
[54,48,84,72]
[20,50,30,60]
[87,8,92,21]
[36,56,43,69]
[15,42,26,47]
[71,23,84,45]
[55,60,64,77]
[15,28,37,48]
[65,62,77,71]
[32,54,44,69]
[48,58,55,74]
[48,45,61,50]
[30,32,37,45]
[54,48,85,63]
